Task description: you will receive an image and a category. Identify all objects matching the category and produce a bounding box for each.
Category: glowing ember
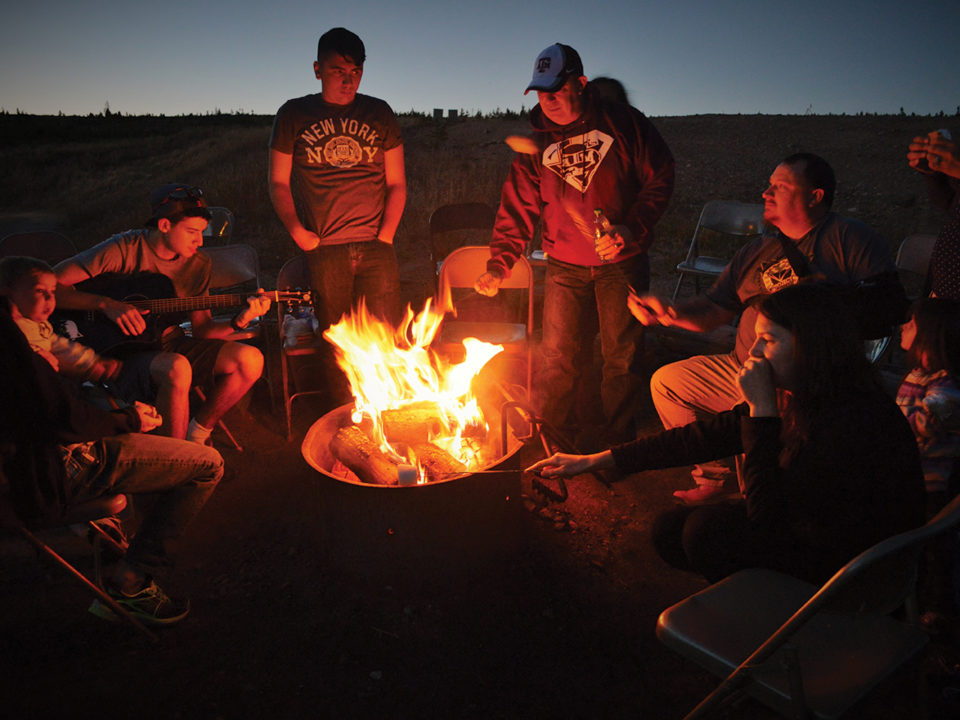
[323,299,503,480]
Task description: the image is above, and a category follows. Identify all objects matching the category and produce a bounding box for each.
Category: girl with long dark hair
[528,283,925,584]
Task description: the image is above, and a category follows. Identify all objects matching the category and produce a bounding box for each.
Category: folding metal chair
[657,494,960,719]
[201,206,235,247]
[2,485,158,642]
[435,246,534,395]
[428,202,496,274]
[896,233,937,302]
[276,255,325,440]
[0,230,77,265]
[672,201,764,302]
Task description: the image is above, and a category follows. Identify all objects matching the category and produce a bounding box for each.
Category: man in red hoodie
[475,43,675,447]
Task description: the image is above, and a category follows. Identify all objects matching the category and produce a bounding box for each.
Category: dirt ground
[3,316,960,720]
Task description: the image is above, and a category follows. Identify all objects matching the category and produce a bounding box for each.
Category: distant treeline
[2,106,957,146]
[0,112,273,145]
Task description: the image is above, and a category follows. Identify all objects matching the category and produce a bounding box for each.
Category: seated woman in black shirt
[528,283,926,584]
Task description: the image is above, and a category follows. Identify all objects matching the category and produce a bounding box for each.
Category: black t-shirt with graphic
[706,213,896,362]
[270,92,402,245]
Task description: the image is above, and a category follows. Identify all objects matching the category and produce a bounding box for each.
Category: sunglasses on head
[157,186,204,207]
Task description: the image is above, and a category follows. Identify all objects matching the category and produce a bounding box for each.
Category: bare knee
[214,342,263,387]
[231,344,264,384]
[151,352,192,392]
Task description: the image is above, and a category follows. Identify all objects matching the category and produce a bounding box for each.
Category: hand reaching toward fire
[526,450,615,478]
[627,290,677,326]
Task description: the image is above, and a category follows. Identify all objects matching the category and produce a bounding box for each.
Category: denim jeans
[536,254,649,443]
[306,240,402,328]
[66,433,223,577]
[305,241,402,404]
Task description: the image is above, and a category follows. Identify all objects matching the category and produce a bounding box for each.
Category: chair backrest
[202,243,259,292]
[819,491,960,615]
[753,492,960,659]
[896,233,937,301]
[696,200,765,237]
[275,254,313,331]
[437,246,534,330]
[428,202,496,268]
[684,200,764,263]
[687,200,764,257]
[0,231,77,265]
[202,207,235,246]
[277,254,310,292]
[438,245,532,291]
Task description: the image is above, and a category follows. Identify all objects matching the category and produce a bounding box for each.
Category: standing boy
[269,27,406,403]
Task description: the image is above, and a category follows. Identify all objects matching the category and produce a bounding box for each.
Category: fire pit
[301,401,526,586]
[298,300,531,586]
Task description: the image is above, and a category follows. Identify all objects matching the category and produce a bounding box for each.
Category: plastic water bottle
[282,306,318,347]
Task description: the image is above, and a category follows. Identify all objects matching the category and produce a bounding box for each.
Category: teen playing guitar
[57,272,309,354]
[54,184,276,444]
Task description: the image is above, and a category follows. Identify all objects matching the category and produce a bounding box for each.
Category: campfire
[318,299,507,485]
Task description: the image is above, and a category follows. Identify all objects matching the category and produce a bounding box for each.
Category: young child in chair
[898,298,960,510]
[0,255,121,383]
[897,297,960,629]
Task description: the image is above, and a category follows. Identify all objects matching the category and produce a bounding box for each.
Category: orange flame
[323,298,503,471]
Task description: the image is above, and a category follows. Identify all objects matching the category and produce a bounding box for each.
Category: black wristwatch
[231,314,248,332]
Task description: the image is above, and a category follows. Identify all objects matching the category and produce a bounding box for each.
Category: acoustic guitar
[54,272,311,354]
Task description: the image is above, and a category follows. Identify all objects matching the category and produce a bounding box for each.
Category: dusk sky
[2,0,958,118]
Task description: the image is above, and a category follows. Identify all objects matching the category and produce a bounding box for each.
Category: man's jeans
[306,241,402,404]
[536,254,648,444]
[650,351,743,488]
[306,240,402,328]
[66,433,223,577]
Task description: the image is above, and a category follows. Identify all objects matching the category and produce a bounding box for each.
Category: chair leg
[672,273,685,303]
[87,518,127,587]
[193,387,243,452]
[281,353,293,441]
[16,526,158,642]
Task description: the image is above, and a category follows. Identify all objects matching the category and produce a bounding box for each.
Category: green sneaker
[89,580,190,626]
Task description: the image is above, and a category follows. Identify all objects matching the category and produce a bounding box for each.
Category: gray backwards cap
[524,43,584,94]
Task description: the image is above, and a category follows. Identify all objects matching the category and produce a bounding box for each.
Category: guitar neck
[128,290,283,315]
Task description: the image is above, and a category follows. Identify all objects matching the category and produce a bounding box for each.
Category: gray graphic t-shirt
[270,92,402,246]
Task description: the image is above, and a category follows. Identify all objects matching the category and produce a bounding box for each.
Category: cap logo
[536,57,552,72]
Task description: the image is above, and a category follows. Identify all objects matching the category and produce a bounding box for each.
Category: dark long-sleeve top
[1,299,139,522]
[611,389,925,580]
[36,354,140,445]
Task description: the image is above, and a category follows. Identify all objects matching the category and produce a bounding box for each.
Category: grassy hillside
[0,112,952,299]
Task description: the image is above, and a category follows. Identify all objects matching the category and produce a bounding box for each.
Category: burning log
[381,404,444,446]
[412,443,468,483]
[330,426,399,486]
[382,403,486,447]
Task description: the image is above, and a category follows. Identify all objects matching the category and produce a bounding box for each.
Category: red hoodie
[487,93,675,277]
